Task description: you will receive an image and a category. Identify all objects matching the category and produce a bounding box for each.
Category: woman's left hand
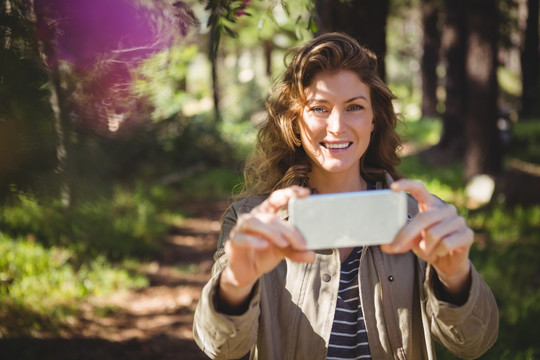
[381,179,473,301]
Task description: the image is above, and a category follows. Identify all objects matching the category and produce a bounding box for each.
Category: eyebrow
[306,96,368,104]
[345,96,368,103]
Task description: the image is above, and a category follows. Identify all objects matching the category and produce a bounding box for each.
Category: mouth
[320,142,352,149]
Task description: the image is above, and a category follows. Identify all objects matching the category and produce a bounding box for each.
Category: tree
[315,0,390,80]
[0,0,57,197]
[463,0,502,178]
[32,0,74,207]
[421,0,503,178]
[521,0,540,117]
[421,0,442,118]
[434,0,468,162]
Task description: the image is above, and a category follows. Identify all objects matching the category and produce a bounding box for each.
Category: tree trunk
[421,0,441,118]
[520,0,540,117]
[32,0,71,207]
[209,30,221,123]
[263,39,272,78]
[315,0,389,81]
[420,0,467,165]
[463,0,502,178]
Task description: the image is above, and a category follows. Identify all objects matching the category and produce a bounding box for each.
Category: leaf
[267,11,279,29]
[309,17,318,33]
[280,0,290,17]
[223,25,238,38]
[258,15,266,30]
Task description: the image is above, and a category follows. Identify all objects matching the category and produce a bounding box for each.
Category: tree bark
[263,39,272,78]
[315,0,389,81]
[520,0,540,117]
[209,30,221,123]
[32,0,72,207]
[420,0,467,165]
[463,0,502,178]
[421,0,441,118]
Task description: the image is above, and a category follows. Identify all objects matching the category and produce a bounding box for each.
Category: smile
[321,142,352,149]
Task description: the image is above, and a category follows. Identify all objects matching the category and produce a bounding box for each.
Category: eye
[310,106,327,114]
[347,104,364,111]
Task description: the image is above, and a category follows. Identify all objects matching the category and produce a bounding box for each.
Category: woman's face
[298,69,374,182]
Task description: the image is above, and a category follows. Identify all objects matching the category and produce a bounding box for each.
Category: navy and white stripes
[327,247,371,360]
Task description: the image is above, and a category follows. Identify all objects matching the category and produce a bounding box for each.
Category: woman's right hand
[218,186,316,313]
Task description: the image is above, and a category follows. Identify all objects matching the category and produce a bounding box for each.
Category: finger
[234,214,307,249]
[422,213,467,256]
[391,179,443,210]
[432,227,474,259]
[281,248,316,263]
[386,205,457,253]
[228,232,269,250]
[254,186,310,214]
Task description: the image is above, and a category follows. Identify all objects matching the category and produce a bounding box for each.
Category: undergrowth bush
[0,183,175,260]
[0,183,172,336]
[0,234,147,337]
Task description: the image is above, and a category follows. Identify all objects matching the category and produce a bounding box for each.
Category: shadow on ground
[0,336,207,360]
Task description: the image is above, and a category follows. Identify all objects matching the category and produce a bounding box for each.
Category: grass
[0,234,148,337]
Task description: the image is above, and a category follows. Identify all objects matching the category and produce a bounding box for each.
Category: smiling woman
[193,32,499,360]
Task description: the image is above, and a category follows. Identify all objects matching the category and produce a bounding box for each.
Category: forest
[0,0,539,359]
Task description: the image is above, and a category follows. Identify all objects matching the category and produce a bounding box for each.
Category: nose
[327,109,345,134]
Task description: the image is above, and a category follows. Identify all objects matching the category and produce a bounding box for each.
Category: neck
[309,171,367,194]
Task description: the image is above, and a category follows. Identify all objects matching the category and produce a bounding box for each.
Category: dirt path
[1,200,227,360]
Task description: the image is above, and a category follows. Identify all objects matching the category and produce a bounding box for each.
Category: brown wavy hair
[239,32,402,197]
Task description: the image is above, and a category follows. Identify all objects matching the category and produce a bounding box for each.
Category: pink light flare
[33,0,196,134]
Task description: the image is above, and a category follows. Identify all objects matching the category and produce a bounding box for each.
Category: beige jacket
[193,189,498,359]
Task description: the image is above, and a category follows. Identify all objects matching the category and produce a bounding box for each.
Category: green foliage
[0,1,57,194]
[0,181,175,336]
[0,234,147,337]
[134,44,202,121]
[220,117,258,161]
[177,167,243,200]
[386,4,423,120]
[0,184,173,260]
[397,117,442,147]
[509,119,540,163]
[206,0,314,58]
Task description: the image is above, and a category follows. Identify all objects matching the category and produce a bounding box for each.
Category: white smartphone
[288,190,407,250]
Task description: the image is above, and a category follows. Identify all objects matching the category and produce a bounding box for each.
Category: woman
[193,32,498,359]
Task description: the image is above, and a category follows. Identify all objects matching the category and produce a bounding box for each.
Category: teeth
[325,142,350,149]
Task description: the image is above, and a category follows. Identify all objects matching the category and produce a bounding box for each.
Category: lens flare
[34,0,194,134]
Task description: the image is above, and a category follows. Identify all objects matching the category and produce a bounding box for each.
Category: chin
[321,163,357,174]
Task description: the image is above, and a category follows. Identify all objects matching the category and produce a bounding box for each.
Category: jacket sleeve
[192,199,263,359]
[424,263,499,359]
[193,268,261,359]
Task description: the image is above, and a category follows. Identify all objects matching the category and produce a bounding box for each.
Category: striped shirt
[327,247,371,360]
